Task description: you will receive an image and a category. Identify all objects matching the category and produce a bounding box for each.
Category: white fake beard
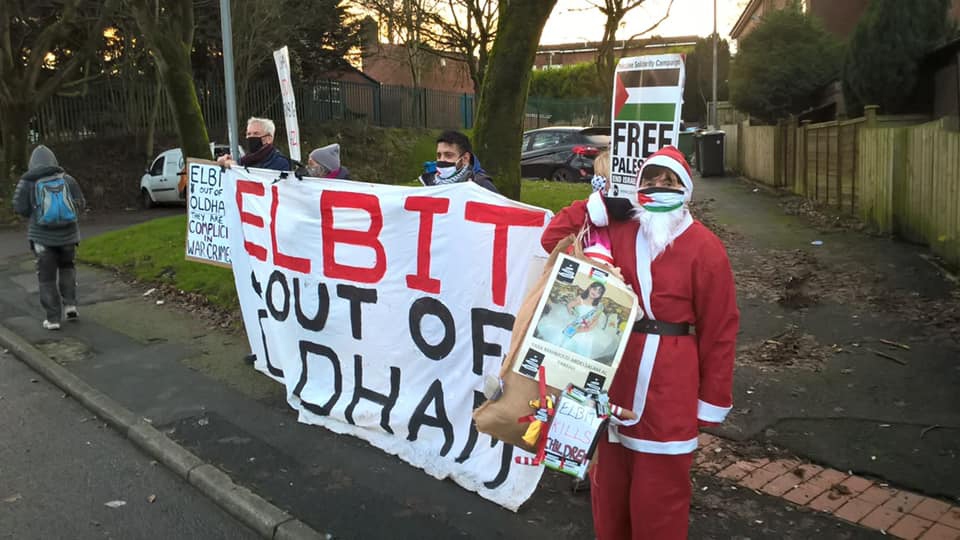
[634,206,688,259]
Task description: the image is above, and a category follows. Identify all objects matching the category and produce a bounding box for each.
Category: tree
[682,35,730,125]
[360,0,438,91]
[728,4,840,124]
[0,0,120,191]
[473,0,556,199]
[843,0,953,115]
[529,63,599,98]
[128,0,210,162]
[592,0,673,110]
[421,0,498,95]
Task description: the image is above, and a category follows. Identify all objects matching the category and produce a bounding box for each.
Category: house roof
[923,36,960,67]
[319,64,380,85]
[730,0,763,40]
[536,35,700,54]
[361,43,475,94]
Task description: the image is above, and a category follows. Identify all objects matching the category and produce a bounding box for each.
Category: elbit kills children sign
[609,54,685,197]
[222,168,553,510]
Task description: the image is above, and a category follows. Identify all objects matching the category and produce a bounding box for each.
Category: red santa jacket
[542,198,739,454]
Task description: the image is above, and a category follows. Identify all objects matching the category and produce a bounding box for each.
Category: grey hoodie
[12,145,85,246]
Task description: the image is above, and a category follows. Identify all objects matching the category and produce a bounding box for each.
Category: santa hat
[636,145,693,201]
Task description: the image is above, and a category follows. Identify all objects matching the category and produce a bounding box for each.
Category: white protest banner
[609,53,686,197]
[273,46,301,162]
[184,159,231,267]
[223,168,553,510]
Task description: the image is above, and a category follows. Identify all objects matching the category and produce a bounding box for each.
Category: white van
[139,143,241,208]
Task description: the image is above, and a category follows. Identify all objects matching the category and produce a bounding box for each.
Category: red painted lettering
[320,191,386,283]
[404,196,450,294]
[271,185,311,273]
[464,203,546,306]
[236,180,267,261]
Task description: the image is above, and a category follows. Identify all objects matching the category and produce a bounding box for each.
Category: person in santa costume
[541,145,739,539]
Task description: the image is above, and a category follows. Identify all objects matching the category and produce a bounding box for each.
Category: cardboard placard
[514,253,639,393]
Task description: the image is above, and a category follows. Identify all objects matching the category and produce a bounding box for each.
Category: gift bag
[473,225,632,453]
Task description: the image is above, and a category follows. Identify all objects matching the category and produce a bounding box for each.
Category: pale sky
[540,0,750,44]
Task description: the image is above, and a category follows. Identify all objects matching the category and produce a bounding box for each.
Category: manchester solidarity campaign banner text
[223,168,553,510]
[609,53,686,197]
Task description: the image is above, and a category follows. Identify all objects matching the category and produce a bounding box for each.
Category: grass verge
[78,180,591,308]
[79,215,238,308]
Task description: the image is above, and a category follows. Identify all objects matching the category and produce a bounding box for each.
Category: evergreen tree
[728,3,840,124]
[682,35,730,125]
[843,0,953,115]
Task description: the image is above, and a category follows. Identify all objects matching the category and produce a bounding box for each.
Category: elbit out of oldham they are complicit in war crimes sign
[184,160,231,267]
[221,167,554,510]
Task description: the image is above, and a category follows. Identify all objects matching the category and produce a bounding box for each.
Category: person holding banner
[541,145,739,540]
[217,117,292,172]
[419,131,498,193]
[217,117,292,366]
[306,143,351,179]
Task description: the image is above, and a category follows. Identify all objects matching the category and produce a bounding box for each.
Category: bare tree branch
[622,0,674,44]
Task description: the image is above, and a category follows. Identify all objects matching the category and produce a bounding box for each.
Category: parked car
[520,126,610,182]
[139,143,239,208]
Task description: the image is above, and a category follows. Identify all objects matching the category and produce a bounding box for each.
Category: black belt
[632,319,693,336]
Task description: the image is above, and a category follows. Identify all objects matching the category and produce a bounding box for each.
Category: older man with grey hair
[217,117,292,171]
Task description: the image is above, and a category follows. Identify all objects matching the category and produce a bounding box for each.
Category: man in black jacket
[217,117,292,171]
[420,131,498,193]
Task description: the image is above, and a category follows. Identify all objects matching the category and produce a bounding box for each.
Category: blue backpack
[34,176,78,227]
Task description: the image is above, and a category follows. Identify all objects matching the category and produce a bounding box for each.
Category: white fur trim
[583,245,615,266]
[609,428,699,455]
[640,153,694,200]
[697,400,732,423]
[615,212,696,430]
[586,191,609,227]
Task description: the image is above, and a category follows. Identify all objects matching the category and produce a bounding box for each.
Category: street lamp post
[711,0,718,129]
[220,0,240,158]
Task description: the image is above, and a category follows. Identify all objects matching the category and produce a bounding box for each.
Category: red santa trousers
[590,438,694,540]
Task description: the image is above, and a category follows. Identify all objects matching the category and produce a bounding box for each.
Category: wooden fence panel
[721,123,739,171]
[740,124,777,185]
[839,122,859,213]
[856,128,896,233]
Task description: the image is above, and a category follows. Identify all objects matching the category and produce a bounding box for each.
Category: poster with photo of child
[515,253,639,393]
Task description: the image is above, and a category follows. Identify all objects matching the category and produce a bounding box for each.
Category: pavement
[0,349,258,540]
[0,180,956,539]
[695,176,960,502]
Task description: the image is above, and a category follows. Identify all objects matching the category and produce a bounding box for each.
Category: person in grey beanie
[306,143,351,179]
[12,145,86,330]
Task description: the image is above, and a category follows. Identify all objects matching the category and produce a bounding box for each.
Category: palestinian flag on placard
[613,67,683,122]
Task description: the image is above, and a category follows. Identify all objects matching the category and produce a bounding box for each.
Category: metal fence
[22,75,615,148]
[26,77,478,146]
[524,96,608,130]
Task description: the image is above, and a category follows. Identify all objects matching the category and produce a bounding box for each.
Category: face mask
[435,156,464,180]
[591,174,608,195]
[246,136,264,153]
[307,165,325,177]
[637,187,685,213]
